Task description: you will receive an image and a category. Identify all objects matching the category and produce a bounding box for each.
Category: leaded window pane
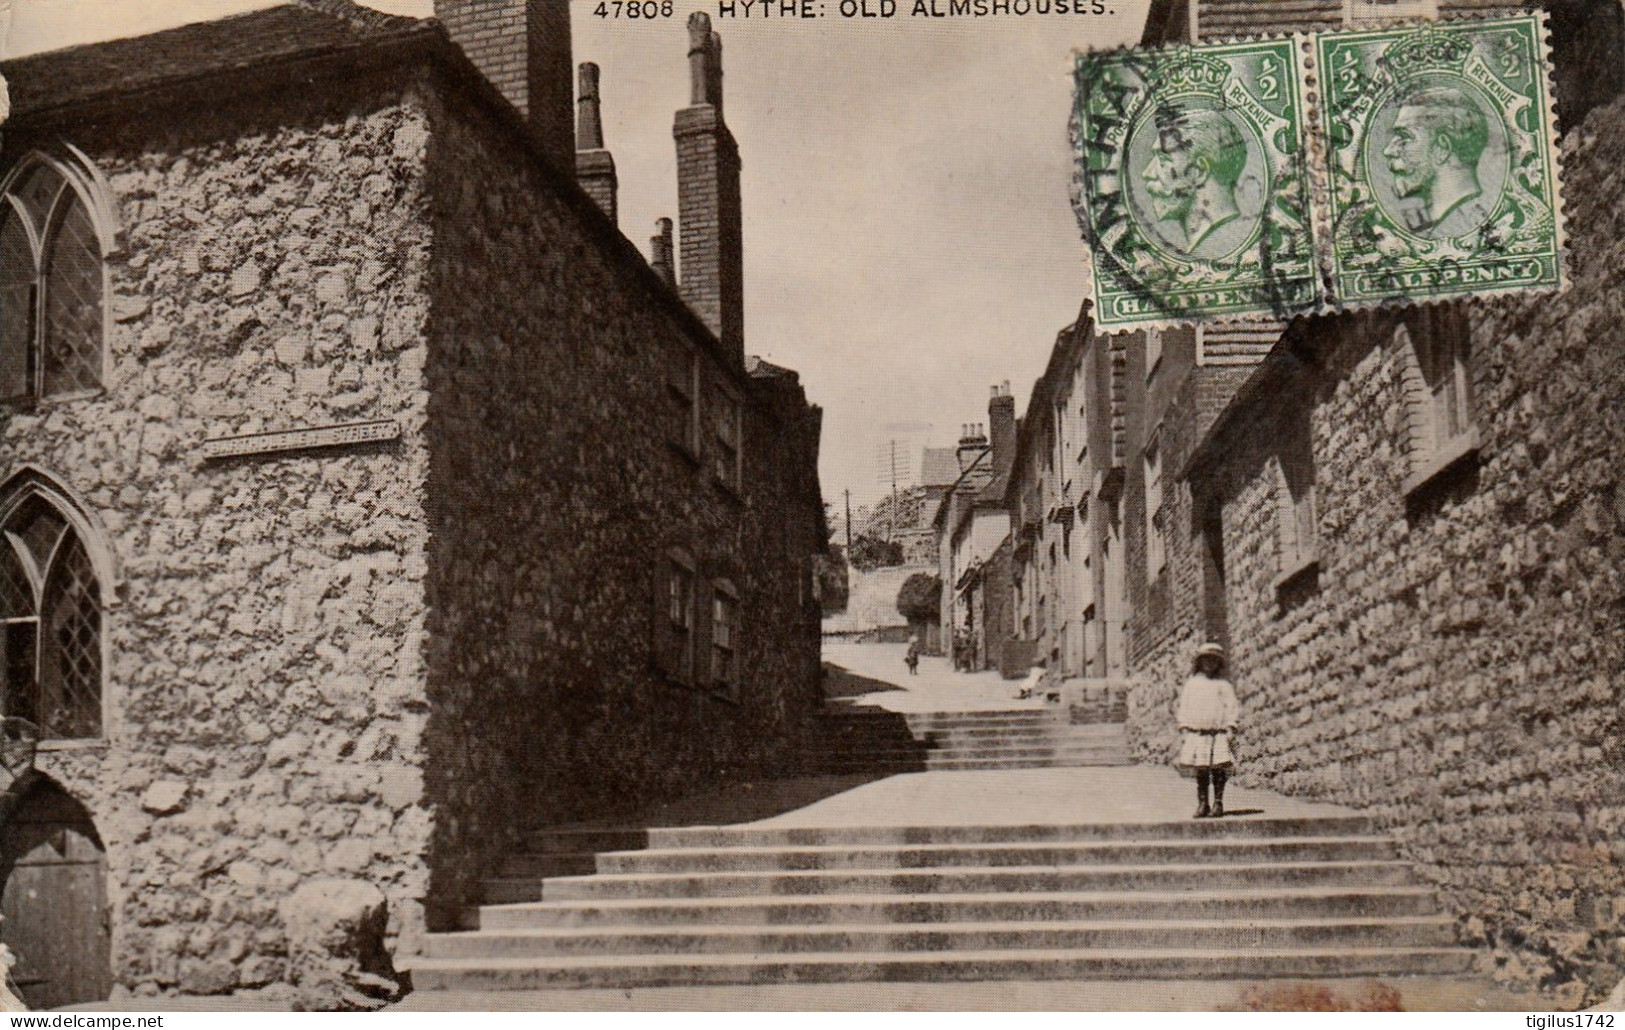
[38,534,100,739]
[0,213,35,400]
[42,195,102,396]
[0,622,38,729]
[10,498,65,578]
[10,166,63,237]
[0,543,30,619]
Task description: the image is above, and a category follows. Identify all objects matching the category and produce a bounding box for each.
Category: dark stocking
[1196,769,1211,809]
[1211,768,1227,816]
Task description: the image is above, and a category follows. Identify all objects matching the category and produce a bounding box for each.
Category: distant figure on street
[905,636,920,676]
[1175,642,1240,819]
[1015,657,1045,700]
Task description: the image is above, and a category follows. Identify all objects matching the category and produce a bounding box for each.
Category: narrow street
[397,643,1527,1011]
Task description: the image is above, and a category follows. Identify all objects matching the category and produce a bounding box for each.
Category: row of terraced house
[932,0,1625,1003]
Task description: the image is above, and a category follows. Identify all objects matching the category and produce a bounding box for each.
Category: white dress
[1174,673,1240,771]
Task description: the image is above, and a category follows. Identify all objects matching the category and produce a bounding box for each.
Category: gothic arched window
[0,493,102,740]
[0,156,108,403]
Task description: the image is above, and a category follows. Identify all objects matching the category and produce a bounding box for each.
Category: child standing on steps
[1175,642,1240,819]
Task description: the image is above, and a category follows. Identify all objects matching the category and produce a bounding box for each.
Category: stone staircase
[809,707,1131,773]
[408,813,1472,991]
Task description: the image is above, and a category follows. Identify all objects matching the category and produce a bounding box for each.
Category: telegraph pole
[889,439,899,543]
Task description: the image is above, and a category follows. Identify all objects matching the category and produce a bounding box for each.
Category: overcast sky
[10,0,1150,509]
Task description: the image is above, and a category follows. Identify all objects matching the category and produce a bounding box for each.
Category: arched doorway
[0,778,111,1009]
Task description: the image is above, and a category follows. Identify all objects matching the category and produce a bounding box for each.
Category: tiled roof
[1,1,433,123]
[1197,0,1340,39]
[1191,0,1524,41]
[1201,321,1288,367]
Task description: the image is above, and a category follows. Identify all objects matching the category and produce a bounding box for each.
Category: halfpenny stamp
[1073,39,1321,332]
[1317,15,1564,307]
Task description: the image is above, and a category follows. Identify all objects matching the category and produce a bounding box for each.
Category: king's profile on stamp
[1142,104,1252,258]
[1381,85,1492,238]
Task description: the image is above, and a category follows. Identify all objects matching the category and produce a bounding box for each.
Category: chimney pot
[688,13,714,105]
[576,62,604,151]
[650,217,676,288]
[708,31,724,115]
[574,62,618,224]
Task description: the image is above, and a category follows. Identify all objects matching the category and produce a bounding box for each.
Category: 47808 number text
[594,1,675,17]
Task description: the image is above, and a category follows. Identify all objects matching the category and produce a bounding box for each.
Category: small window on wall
[711,580,739,698]
[714,394,741,493]
[667,347,701,459]
[1276,448,1318,580]
[1395,306,1478,495]
[655,548,696,684]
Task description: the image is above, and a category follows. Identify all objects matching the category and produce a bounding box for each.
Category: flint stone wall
[1144,97,1625,1003]
[1,73,435,997]
[417,70,823,928]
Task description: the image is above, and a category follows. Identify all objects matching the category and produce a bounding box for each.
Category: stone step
[407,944,1475,991]
[821,709,1061,724]
[810,743,1130,761]
[525,816,1378,853]
[825,723,1122,741]
[422,914,1457,960]
[816,733,1126,753]
[814,755,1131,772]
[507,861,1416,903]
[500,836,1400,876]
[475,885,1440,929]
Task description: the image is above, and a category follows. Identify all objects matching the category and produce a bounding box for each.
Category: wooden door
[0,783,111,1010]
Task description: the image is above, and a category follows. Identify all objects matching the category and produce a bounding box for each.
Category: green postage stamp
[1072,39,1320,328]
[1319,17,1562,306]
[1072,14,1563,331]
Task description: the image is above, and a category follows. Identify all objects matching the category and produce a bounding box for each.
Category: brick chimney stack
[650,218,676,289]
[434,0,574,176]
[988,382,1017,474]
[674,12,744,362]
[575,63,617,224]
